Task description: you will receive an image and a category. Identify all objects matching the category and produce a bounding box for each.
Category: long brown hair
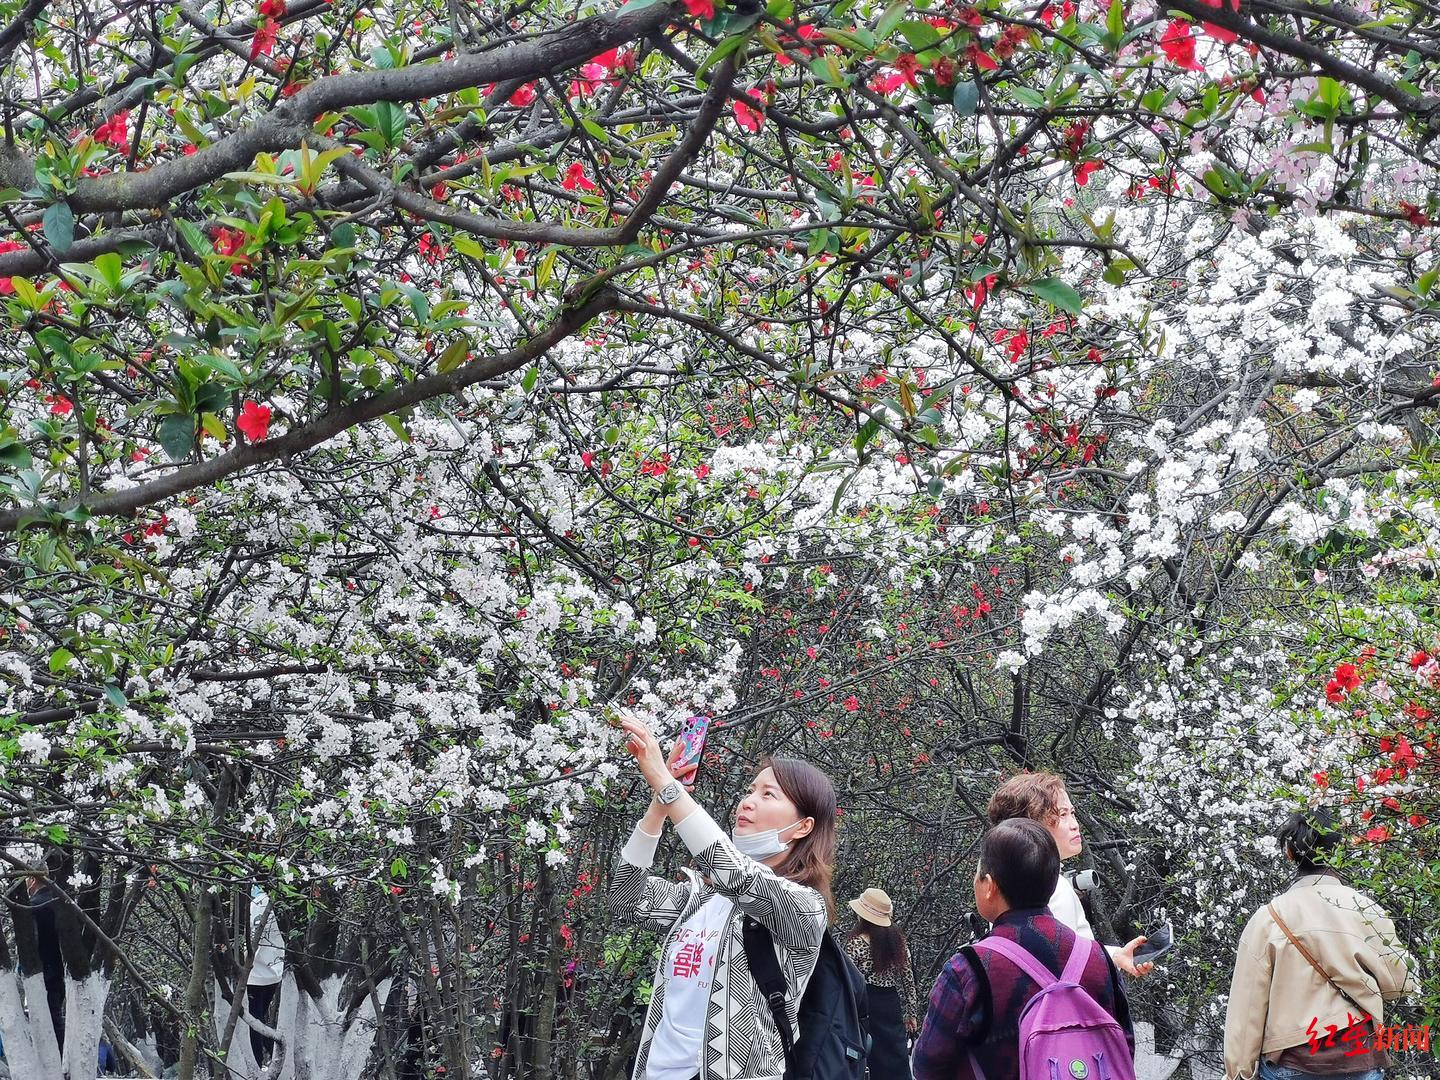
[762,756,837,916]
[848,916,911,977]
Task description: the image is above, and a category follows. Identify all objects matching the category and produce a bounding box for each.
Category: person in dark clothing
[844,887,920,1079]
[24,877,67,1049]
[912,820,1135,1080]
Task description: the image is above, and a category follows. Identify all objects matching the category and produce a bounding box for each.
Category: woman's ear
[790,816,815,840]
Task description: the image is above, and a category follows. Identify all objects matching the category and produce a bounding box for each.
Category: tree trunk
[179,891,214,1080]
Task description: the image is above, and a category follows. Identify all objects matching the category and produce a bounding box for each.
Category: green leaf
[103,684,129,709]
[93,252,124,291]
[43,202,75,254]
[176,218,213,258]
[696,32,749,80]
[854,417,881,456]
[897,20,941,51]
[436,337,469,373]
[952,80,979,116]
[374,100,408,147]
[157,414,195,461]
[49,647,74,674]
[1417,266,1439,297]
[200,412,228,442]
[521,364,540,393]
[876,0,907,40]
[0,440,31,469]
[1106,0,1125,44]
[381,413,411,442]
[1025,277,1083,315]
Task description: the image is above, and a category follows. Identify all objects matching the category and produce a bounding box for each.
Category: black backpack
[742,916,870,1080]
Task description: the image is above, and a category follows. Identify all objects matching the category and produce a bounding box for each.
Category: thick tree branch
[0,2,678,213]
[0,290,620,533]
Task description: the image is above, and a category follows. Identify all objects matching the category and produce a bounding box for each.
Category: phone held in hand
[672,714,709,783]
[1132,920,1174,962]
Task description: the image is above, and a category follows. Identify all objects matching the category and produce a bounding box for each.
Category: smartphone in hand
[670,714,709,784]
[1133,920,1174,962]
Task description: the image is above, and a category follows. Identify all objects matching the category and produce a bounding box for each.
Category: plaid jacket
[609,807,828,1080]
[912,907,1134,1080]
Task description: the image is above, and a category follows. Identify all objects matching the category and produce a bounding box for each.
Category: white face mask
[731,819,805,859]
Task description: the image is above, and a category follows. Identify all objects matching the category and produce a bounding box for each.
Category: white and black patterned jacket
[609,806,829,1080]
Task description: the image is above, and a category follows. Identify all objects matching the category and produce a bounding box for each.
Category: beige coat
[1223,872,1417,1079]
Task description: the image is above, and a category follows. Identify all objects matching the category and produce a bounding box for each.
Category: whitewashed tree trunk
[0,967,108,1080]
[61,972,109,1080]
[0,968,56,1078]
[329,976,391,1080]
[214,972,392,1080]
[212,977,262,1080]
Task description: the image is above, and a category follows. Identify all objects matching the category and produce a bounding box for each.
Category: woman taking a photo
[608,715,837,1080]
[843,888,919,1078]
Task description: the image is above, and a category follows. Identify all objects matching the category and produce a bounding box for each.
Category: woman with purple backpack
[911,820,1137,1080]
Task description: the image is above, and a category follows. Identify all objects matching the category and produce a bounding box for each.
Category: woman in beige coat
[1223,809,1417,1080]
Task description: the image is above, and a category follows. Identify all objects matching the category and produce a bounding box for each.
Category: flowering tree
[3,0,1440,1076]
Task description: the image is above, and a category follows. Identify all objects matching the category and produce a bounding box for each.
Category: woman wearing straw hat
[844,887,919,1078]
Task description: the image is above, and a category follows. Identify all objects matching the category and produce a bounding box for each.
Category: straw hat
[847,887,894,927]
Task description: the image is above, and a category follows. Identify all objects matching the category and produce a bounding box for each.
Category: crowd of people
[609,716,1420,1080]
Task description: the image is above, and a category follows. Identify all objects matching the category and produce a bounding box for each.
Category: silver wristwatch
[654,779,683,805]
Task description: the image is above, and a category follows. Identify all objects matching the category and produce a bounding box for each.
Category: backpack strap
[1060,935,1097,985]
[741,916,795,1062]
[970,934,1065,988]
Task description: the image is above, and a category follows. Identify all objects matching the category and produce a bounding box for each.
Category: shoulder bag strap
[741,916,795,1061]
[1267,903,1369,1019]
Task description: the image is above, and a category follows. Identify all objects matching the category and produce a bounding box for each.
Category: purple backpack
[968,936,1136,1080]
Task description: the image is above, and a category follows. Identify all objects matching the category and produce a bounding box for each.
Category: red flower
[1325,679,1346,703]
[894,53,922,88]
[993,23,1031,59]
[931,55,958,86]
[1399,201,1431,227]
[258,0,286,15]
[1334,662,1361,691]
[93,110,130,150]
[1197,0,1241,41]
[694,463,711,479]
[732,97,764,133]
[509,82,536,107]
[563,162,597,192]
[1410,814,1430,828]
[1312,771,1330,789]
[418,233,447,263]
[250,18,279,61]
[1363,825,1392,843]
[237,401,272,442]
[48,394,74,416]
[964,44,999,71]
[1410,650,1431,669]
[1159,20,1205,72]
[843,695,860,712]
[1074,161,1104,186]
[1392,735,1418,771]
[681,0,715,18]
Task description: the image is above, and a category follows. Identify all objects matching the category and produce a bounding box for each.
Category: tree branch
[0,289,621,533]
